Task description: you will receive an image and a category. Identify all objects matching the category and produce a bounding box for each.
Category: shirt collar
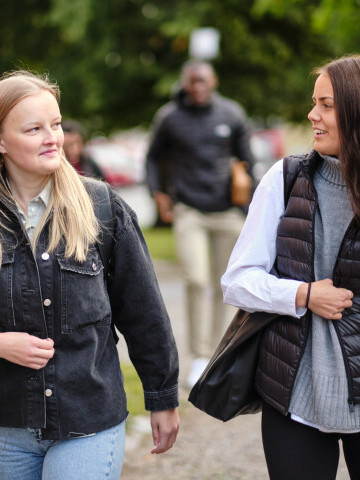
[37,179,52,207]
[4,176,52,208]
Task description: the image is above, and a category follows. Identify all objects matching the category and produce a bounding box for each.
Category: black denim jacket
[0,188,179,439]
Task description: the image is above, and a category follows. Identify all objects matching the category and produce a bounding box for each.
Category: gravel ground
[122,400,268,480]
[122,396,350,480]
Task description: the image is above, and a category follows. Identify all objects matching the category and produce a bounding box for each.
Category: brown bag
[231,161,252,206]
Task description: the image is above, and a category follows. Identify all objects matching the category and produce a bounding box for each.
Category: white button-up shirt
[221,159,306,318]
[16,181,52,238]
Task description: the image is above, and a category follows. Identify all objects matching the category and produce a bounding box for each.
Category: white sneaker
[186,358,209,388]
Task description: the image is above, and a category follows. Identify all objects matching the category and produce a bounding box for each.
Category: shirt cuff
[273,279,306,318]
[144,384,179,411]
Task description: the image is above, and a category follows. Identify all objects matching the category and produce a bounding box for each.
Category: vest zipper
[332,319,356,414]
[332,219,357,413]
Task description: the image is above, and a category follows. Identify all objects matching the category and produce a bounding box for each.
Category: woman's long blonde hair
[0,70,99,262]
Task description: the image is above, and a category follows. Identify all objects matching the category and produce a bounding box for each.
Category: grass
[122,362,147,430]
[142,226,176,261]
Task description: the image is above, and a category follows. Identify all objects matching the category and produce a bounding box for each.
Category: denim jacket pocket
[0,251,15,326]
[57,253,112,333]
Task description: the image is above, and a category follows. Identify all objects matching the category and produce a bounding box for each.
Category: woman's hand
[150,408,180,454]
[0,332,55,369]
[296,278,353,320]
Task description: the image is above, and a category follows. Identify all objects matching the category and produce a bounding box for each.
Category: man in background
[62,120,104,180]
[146,60,254,387]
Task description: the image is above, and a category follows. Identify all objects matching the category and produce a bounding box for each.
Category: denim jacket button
[45,389,53,397]
[43,299,52,307]
[92,262,97,271]
[41,252,50,261]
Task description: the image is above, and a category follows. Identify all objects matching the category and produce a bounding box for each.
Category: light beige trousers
[173,203,245,358]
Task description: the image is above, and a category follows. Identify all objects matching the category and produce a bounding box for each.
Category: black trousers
[262,401,360,480]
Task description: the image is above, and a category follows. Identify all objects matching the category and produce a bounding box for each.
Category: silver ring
[348,290,352,299]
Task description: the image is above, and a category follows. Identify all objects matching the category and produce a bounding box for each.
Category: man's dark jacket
[146,91,254,212]
[256,150,360,414]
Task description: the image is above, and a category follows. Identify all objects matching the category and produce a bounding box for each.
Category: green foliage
[0,0,357,132]
[252,0,360,55]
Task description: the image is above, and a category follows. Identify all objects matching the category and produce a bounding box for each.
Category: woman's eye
[27,127,39,133]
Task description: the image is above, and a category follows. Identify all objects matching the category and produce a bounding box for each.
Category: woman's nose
[43,128,57,143]
[308,105,321,122]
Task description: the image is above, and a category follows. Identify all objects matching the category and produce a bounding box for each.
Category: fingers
[151,420,179,454]
[33,337,55,356]
[336,288,354,311]
[20,350,55,369]
[26,359,51,370]
[27,337,55,360]
[150,409,180,454]
[151,432,177,454]
[307,280,355,320]
[151,426,178,454]
[0,332,55,369]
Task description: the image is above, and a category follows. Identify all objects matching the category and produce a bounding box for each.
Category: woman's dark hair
[62,119,87,141]
[316,55,360,220]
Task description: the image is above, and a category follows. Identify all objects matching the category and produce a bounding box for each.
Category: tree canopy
[0,0,357,135]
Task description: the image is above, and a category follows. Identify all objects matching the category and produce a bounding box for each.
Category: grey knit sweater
[289,156,360,433]
[289,154,360,432]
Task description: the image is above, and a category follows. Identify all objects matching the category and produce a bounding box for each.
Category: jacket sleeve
[145,107,172,194]
[107,193,179,411]
[230,103,255,173]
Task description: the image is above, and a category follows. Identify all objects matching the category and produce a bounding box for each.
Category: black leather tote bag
[188,309,278,421]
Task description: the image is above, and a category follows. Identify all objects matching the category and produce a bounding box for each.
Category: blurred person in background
[146,60,254,388]
[0,70,179,480]
[62,119,104,179]
[222,54,360,480]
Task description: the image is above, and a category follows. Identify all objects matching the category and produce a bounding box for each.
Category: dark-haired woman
[222,55,360,480]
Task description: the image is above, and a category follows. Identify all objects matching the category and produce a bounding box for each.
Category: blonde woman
[0,70,179,480]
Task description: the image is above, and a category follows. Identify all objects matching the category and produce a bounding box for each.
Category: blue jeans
[0,421,126,480]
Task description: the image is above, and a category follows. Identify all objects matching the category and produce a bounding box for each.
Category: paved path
[120,260,350,480]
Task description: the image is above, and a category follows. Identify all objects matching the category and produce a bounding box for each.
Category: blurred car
[85,138,157,229]
[250,128,285,184]
[85,141,140,187]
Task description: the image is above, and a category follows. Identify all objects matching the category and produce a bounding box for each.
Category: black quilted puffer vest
[255,150,360,414]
